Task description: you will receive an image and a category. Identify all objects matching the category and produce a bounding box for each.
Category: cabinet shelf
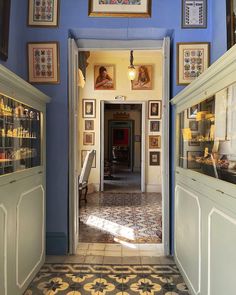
[1,136,37,139]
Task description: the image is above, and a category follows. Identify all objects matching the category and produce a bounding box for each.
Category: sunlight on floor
[86,215,135,241]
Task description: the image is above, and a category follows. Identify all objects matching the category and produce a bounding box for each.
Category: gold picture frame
[149,135,161,149]
[89,0,151,18]
[83,132,95,146]
[177,42,210,85]
[27,41,60,84]
[28,0,60,27]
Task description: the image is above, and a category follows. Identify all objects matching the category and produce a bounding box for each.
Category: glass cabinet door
[0,93,41,176]
[178,83,236,185]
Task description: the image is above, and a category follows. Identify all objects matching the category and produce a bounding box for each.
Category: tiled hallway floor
[79,192,162,244]
[24,260,189,294]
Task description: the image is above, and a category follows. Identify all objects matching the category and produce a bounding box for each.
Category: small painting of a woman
[94,65,115,90]
[132,65,152,90]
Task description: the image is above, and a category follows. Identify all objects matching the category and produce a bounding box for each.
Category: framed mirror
[226,0,236,49]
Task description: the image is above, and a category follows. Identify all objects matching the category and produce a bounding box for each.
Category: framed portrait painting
[182,0,207,29]
[0,0,11,61]
[177,42,210,85]
[149,135,161,149]
[83,99,96,118]
[28,0,59,27]
[150,151,160,166]
[148,100,162,119]
[89,0,151,18]
[27,41,60,84]
[94,65,115,90]
[81,150,96,168]
[83,132,95,145]
[149,120,161,133]
[131,65,152,90]
[85,120,94,130]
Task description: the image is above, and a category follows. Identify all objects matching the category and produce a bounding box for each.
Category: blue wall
[0,0,228,254]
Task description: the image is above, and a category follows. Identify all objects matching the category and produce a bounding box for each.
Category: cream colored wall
[78,50,163,192]
[104,110,141,171]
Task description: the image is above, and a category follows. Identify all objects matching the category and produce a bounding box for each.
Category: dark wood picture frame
[226,0,236,49]
[182,0,207,29]
[0,0,11,61]
[150,151,160,166]
[88,0,152,18]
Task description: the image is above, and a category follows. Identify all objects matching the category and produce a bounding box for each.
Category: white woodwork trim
[174,185,201,295]
[0,204,7,295]
[171,44,236,112]
[207,208,236,295]
[16,185,45,289]
[0,64,51,106]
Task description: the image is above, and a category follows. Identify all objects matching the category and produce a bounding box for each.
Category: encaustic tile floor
[24,262,189,295]
[79,192,162,244]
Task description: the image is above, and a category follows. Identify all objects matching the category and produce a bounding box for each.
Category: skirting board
[146,184,162,193]
[46,232,68,255]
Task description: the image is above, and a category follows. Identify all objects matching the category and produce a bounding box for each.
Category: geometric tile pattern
[24,263,189,294]
[79,193,162,244]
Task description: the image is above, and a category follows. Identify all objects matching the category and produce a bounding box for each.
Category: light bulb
[127,66,136,80]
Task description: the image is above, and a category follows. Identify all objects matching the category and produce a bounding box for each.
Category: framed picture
[0,0,11,61]
[182,0,207,28]
[189,120,198,131]
[188,133,200,146]
[187,151,202,169]
[94,65,115,90]
[28,0,60,27]
[88,0,151,18]
[83,99,96,118]
[85,120,94,131]
[187,104,201,119]
[177,42,210,85]
[226,0,236,49]
[27,41,60,84]
[149,120,161,133]
[83,132,95,145]
[149,135,161,149]
[148,100,162,119]
[150,151,160,166]
[131,65,152,90]
[81,150,96,168]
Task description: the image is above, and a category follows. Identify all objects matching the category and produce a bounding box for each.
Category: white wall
[78,50,163,192]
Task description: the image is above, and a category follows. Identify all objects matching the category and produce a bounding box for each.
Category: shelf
[0,156,36,163]
[0,136,37,139]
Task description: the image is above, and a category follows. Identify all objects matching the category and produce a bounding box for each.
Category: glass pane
[0,93,41,176]
[178,83,236,185]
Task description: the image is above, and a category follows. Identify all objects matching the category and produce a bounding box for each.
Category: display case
[178,84,236,184]
[0,93,41,175]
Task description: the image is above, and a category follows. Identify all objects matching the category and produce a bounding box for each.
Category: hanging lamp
[127,50,136,81]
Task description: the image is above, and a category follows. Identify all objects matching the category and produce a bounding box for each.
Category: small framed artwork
[148,100,162,119]
[28,0,60,27]
[226,0,236,49]
[83,132,95,146]
[94,65,115,90]
[182,0,207,29]
[150,151,160,166]
[149,120,161,133]
[83,99,96,118]
[27,41,60,84]
[81,150,96,168]
[131,65,152,90]
[85,120,94,131]
[0,0,11,61]
[177,42,210,85]
[149,135,161,149]
[88,0,152,18]
[189,120,198,131]
[187,151,202,169]
[187,104,201,119]
[189,133,200,146]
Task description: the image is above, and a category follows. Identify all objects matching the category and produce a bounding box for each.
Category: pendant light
[127,50,136,81]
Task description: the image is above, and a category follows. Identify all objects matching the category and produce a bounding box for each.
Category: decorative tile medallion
[24,263,189,294]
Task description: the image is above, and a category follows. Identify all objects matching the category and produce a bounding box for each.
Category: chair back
[79,150,95,184]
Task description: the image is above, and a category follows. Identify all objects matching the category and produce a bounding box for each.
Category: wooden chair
[79,150,95,207]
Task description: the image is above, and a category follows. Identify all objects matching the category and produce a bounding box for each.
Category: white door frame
[68,38,170,255]
[100,101,146,192]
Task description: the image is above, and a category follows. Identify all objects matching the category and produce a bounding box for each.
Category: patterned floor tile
[24,263,189,295]
[79,192,162,244]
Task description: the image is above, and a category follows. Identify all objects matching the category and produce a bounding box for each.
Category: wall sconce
[127,50,136,81]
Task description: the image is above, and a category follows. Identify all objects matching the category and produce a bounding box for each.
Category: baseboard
[46,232,68,255]
[88,183,100,194]
[146,184,162,193]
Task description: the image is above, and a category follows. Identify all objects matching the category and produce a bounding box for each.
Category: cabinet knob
[216,189,224,195]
